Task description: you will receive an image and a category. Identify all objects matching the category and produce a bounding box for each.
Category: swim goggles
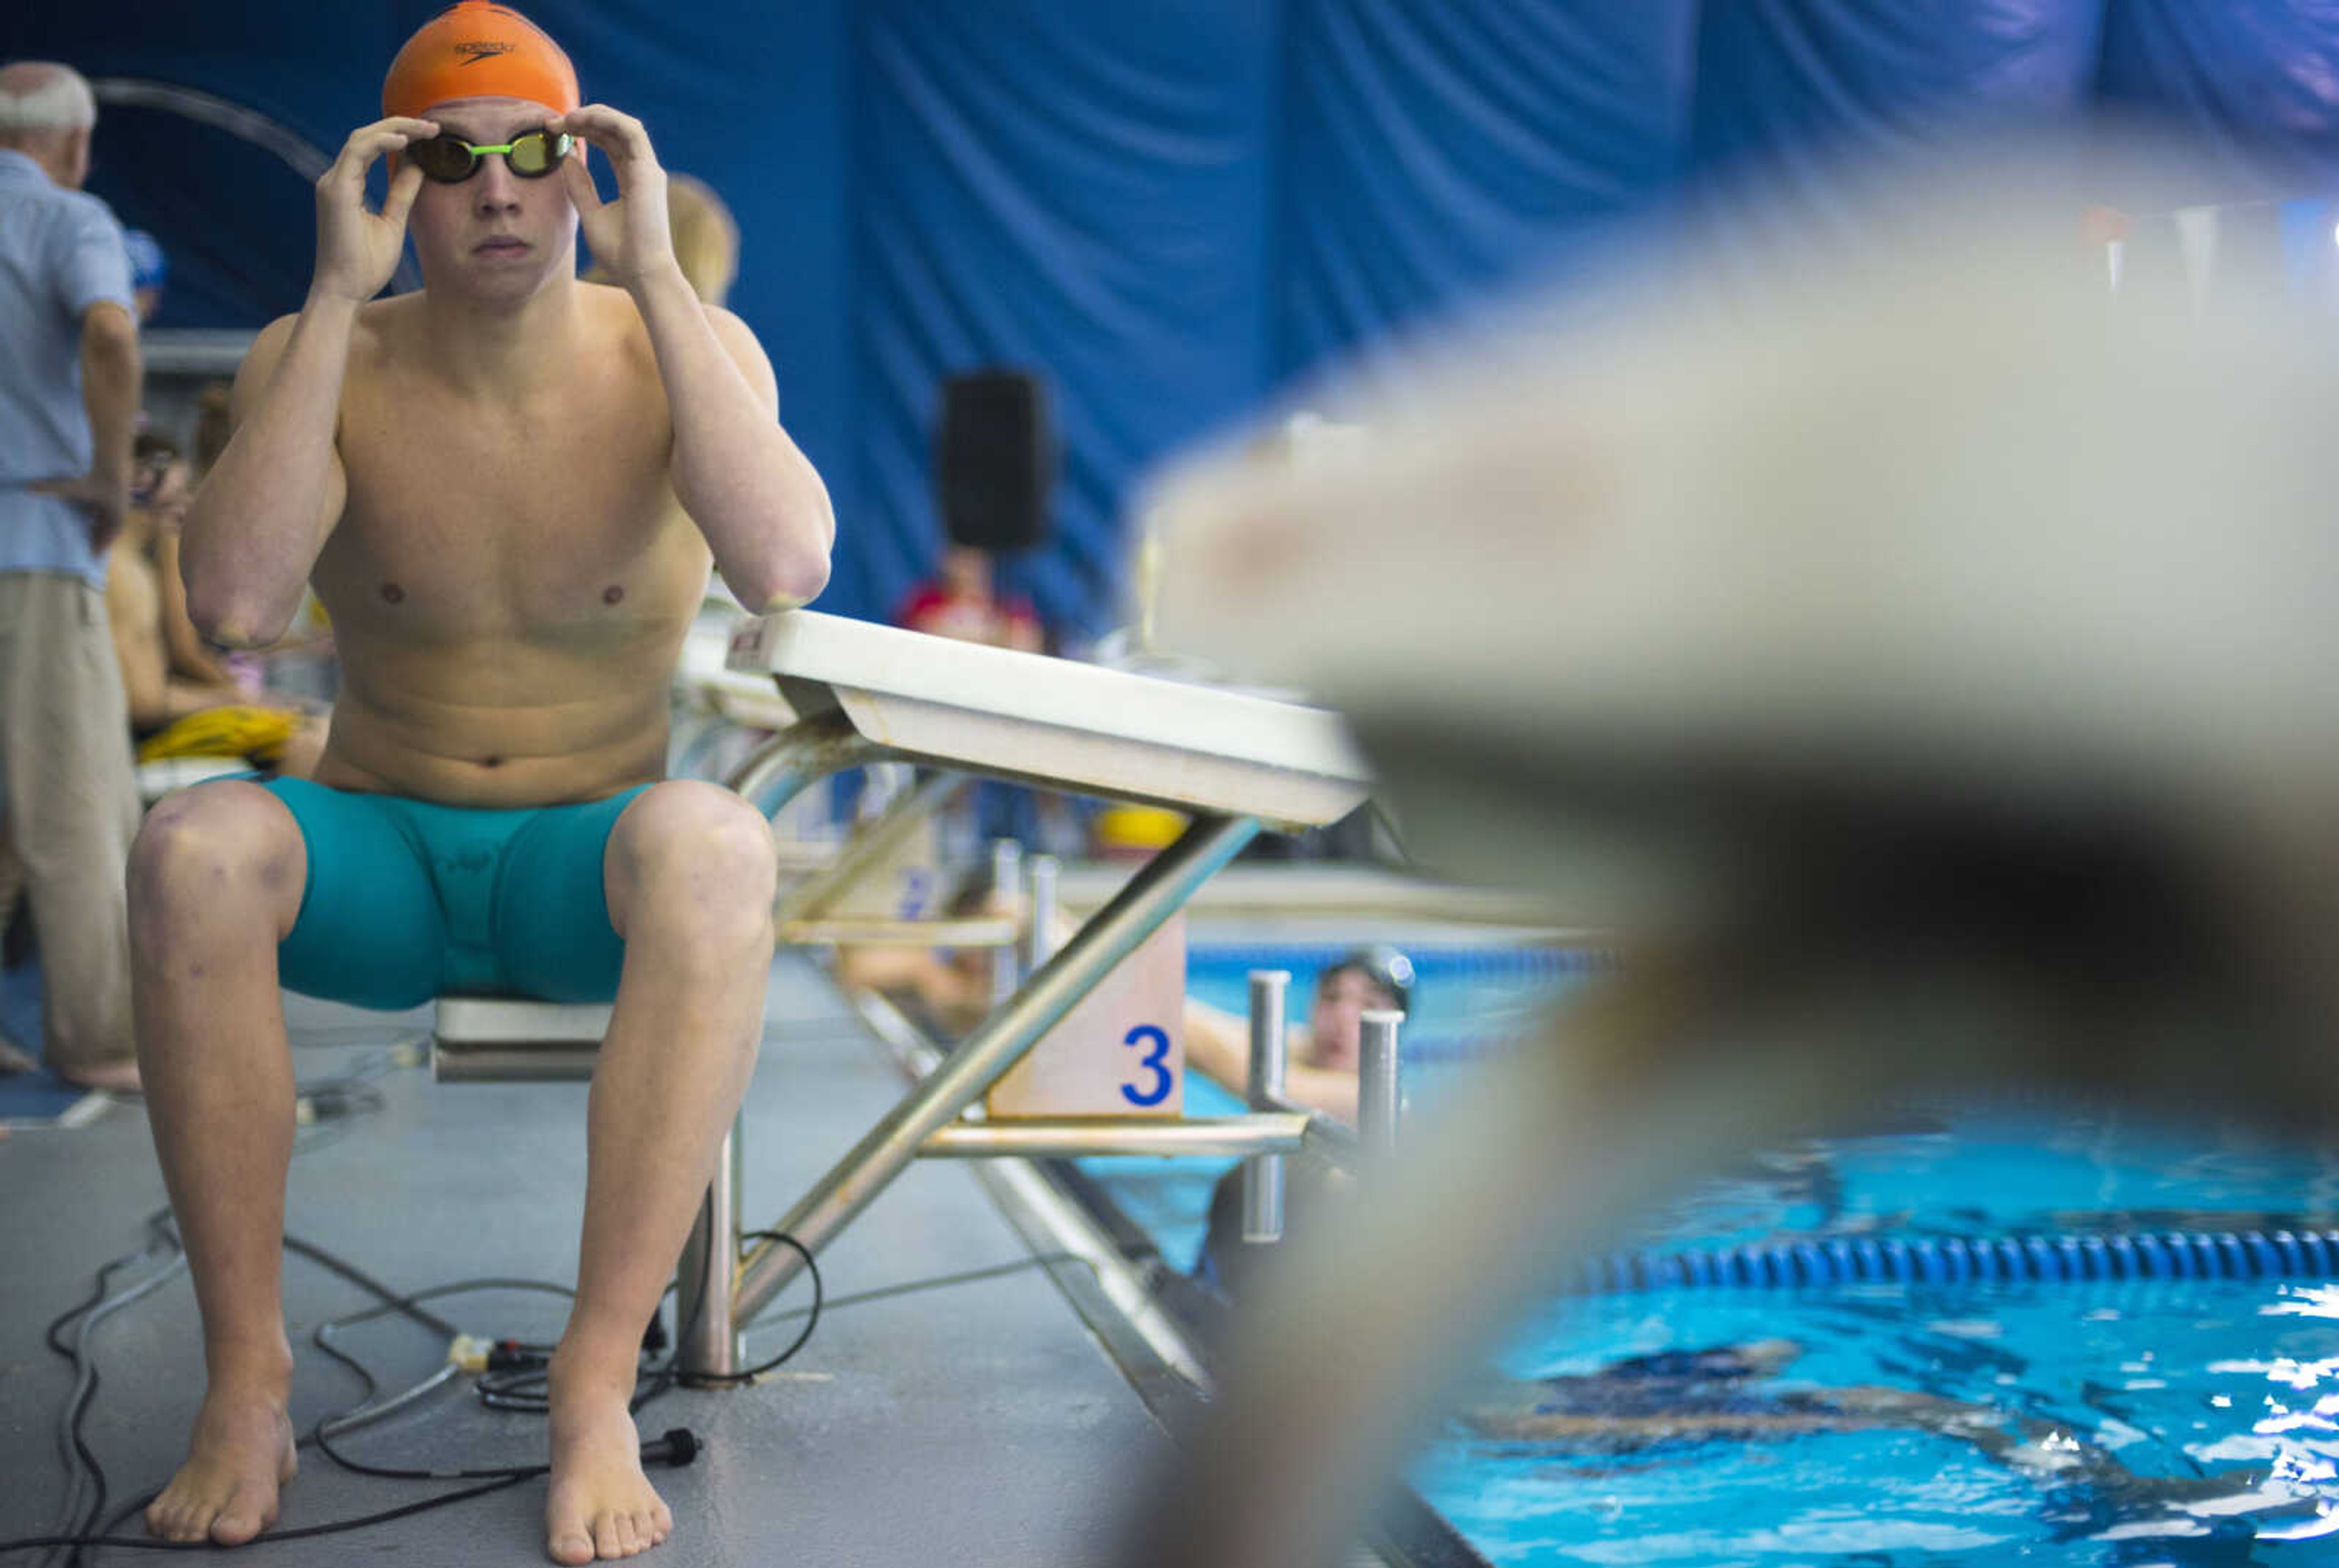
[406,128,573,183]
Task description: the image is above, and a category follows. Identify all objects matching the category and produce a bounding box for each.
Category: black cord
[0,1474,534,1556]
[306,1278,581,1480]
[279,1234,459,1340]
[678,1231,822,1387]
[43,1209,193,1568]
[13,1221,1088,1559]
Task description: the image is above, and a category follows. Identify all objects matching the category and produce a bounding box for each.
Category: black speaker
[936,368,1053,552]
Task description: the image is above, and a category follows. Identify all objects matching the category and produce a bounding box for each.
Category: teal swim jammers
[260,777,654,1010]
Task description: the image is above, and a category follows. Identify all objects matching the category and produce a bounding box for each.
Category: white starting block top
[677,608,797,732]
[726,610,1371,830]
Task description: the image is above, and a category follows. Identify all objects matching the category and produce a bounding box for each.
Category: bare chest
[323,380,706,645]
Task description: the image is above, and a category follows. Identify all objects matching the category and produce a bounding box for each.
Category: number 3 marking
[1121,1024,1173,1108]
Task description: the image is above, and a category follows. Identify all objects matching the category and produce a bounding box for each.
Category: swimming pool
[1082,946,2339,1565]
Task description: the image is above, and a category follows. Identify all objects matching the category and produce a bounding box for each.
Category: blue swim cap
[123,228,166,293]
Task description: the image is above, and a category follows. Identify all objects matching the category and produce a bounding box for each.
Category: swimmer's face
[1307,968,1398,1074]
[407,97,579,301]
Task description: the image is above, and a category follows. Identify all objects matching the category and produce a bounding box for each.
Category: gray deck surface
[1,952,1173,1564]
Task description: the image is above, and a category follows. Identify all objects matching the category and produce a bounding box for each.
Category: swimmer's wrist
[300,286,367,322]
[621,257,691,304]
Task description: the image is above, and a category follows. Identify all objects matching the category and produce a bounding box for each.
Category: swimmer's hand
[549,105,676,292]
[311,118,439,306]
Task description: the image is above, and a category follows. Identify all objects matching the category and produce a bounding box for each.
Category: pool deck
[0,952,1193,1565]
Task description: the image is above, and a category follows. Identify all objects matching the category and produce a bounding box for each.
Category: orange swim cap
[381,2,580,121]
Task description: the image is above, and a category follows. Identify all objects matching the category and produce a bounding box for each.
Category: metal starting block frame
[431,609,1372,1383]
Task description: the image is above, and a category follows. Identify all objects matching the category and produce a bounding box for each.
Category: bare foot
[545,1362,674,1563]
[57,1056,142,1094]
[146,1383,297,1545]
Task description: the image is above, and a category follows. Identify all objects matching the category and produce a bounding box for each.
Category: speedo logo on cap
[455,40,514,63]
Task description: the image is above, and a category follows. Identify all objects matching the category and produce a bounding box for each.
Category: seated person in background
[107,434,323,777]
[831,867,1021,1036]
[895,541,1044,651]
[895,545,1047,845]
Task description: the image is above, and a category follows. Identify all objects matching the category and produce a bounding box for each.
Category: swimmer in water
[132,4,831,1561]
[1457,1339,2312,1537]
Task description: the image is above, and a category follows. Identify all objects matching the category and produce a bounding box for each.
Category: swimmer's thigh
[492,785,652,1004]
[260,778,448,1010]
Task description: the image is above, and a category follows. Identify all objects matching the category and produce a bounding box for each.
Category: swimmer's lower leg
[562,790,775,1368]
[128,787,307,1541]
[129,787,305,1379]
[543,794,772,1562]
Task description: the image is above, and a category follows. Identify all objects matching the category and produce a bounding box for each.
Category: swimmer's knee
[130,782,303,923]
[609,782,778,924]
[613,782,777,887]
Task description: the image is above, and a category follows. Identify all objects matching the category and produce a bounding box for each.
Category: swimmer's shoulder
[349,293,421,367]
[235,297,414,397]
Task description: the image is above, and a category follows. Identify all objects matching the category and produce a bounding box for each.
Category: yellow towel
[136,706,298,765]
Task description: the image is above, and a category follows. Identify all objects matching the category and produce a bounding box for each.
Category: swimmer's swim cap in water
[1321,945,1415,1016]
[383,2,580,122]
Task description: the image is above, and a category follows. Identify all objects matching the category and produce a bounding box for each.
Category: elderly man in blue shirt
[0,60,144,1091]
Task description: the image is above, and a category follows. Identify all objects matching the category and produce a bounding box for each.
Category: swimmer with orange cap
[136,5,833,1561]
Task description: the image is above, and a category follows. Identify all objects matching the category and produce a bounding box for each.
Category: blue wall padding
[1273,0,1699,377]
[15,1,2339,635]
[1690,0,2106,237]
[847,0,1280,638]
[2098,0,2339,200]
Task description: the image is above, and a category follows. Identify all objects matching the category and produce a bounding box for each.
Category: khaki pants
[0,572,139,1073]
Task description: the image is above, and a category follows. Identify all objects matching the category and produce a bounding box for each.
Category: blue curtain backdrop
[16,0,2339,636]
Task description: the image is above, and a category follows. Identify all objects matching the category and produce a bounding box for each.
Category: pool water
[1083,946,2339,1565]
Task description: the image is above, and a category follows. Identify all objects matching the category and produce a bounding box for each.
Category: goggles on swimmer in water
[1318,944,1416,1016]
[406,128,573,183]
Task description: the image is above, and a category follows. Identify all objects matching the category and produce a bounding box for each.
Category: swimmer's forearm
[1180,1001,1358,1122]
[183,297,356,645]
[630,265,834,612]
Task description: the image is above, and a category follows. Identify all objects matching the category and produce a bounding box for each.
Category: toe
[549,1525,594,1566]
[158,1498,202,1544]
[630,1508,658,1549]
[593,1512,624,1559]
[210,1485,268,1546]
[547,1504,595,1567]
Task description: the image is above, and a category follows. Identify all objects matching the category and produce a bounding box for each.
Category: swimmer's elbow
[184,588,290,652]
[748,545,832,617]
